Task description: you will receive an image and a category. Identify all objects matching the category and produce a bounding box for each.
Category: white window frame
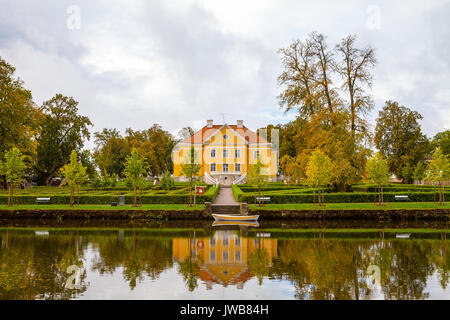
[235,149,240,158]
[223,163,229,173]
[223,149,228,158]
[235,163,241,172]
[210,163,216,172]
[210,149,216,158]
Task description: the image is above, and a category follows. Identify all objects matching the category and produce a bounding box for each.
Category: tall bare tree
[310,32,339,115]
[277,39,319,117]
[335,35,376,137]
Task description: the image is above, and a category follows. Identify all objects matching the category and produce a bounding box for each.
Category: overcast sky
[1,0,449,148]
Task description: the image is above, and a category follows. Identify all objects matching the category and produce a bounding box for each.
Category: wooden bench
[36,197,51,204]
[394,195,409,201]
[256,197,271,203]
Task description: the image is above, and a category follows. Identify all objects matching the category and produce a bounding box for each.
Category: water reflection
[0,224,449,300]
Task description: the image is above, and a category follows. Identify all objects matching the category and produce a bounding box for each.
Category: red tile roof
[181,125,269,144]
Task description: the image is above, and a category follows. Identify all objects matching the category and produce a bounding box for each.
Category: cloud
[0,0,448,149]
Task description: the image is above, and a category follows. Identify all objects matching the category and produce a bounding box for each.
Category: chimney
[206,120,213,128]
[236,120,243,128]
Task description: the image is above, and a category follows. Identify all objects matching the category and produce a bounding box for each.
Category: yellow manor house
[172,120,278,185]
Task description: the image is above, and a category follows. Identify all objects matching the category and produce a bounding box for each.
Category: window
[235,149,240,158]
[210,238,216,246]
[235,163,241,172]
[223,251,229,261]
[254,150,260,159]
[235,251,241,262]
[210,250,216,261]
[210,163,216,172]
[223,134,228,140]
[223,163,229,173]
[223,149,228,158]
[235,237,241,246]
[210,149,216,158]
[223,237,229,246]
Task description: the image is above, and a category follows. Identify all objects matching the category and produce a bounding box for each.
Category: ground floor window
[210,163,216,172]
[235,163,241,172]
[223,163,229,172]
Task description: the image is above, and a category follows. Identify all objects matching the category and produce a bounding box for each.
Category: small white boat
[396,233,411,239]
[212,214,259,221]
[212,221,259,227]
[35,230,49,236]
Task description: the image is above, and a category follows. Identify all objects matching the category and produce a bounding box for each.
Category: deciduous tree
[305,150,332,205]
[374,101,431,182]
[35,94,92,185]
[62,150,88,206]
[0,147,26,206]
[180,147,202,207]
[365,153,390,205]
[123,148,148,207]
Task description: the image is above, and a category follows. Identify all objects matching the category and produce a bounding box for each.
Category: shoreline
[0,204,449,221]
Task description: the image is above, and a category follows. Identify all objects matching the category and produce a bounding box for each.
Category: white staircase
[233,173,247,185]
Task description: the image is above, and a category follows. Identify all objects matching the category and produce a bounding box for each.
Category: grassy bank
[249,202,450,211]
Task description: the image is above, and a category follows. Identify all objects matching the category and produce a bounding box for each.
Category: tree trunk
[8,184,12,207]
[133,187,137,207]
[70,186,73,207]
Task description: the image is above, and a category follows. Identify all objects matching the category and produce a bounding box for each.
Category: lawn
[0,204,205,211]
[249,202,450,210]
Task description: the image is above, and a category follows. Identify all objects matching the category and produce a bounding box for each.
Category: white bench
[394,195,409,201]
[256,197,271,203]
[36,197,51,204]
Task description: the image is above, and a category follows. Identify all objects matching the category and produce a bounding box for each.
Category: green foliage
[427,147,450,204]
[35,94,92,185]
[160,172,175,190]
[306,150,332,204]
[0,147,27,206]
[375,100,431,180]
[413,162,426,182]
[61,150,88,206]
[0,58,40,174]
[401,163,414,184]
[180,146,202,206]
[123,148,148,206]
[432,130,450,156]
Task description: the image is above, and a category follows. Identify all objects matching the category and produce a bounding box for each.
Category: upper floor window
[223,134,228,140]
[210,149,216,158]
[235,163,241,172]
[223,149,228,158]
[254,150,260,159]
[223,163,229,173]
[235,149,240,158]
[210,163,216,172]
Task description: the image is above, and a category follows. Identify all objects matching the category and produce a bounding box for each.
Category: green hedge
[235,190,450,204]
[0,186,220,205]
[232,185,244,201]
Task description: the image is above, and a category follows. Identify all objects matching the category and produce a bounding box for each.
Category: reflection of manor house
[172,120,278,185]
[172,230,277,289]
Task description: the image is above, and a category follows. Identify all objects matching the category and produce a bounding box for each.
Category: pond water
[0,220,449,300]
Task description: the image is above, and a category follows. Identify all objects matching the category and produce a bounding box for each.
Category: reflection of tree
[0,231,88,300]
[91,232,173,290]
[177,232,200,292]
[178,256,200,292]
[274,237,450,300]
[248,249,270,286]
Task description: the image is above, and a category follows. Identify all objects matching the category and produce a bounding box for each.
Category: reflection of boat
[212,221,259,227]
[396,233,411,239]
[212,214,259,221]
